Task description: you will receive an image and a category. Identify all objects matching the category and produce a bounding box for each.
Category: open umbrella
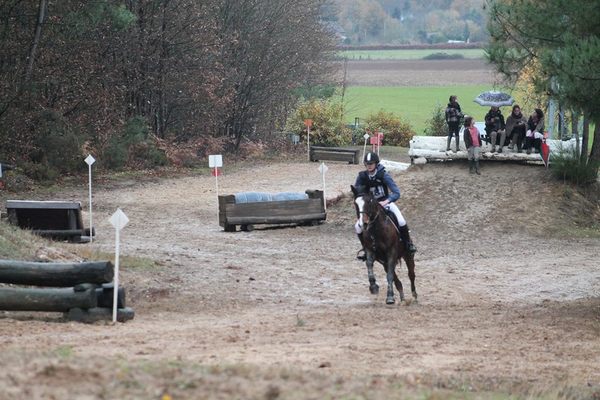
[473,91,515,107]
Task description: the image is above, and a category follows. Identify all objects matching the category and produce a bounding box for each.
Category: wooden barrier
[0,260,114,287]
[408,135,581,163]
[219,190,326,232]
[309,146,360,164]
[0,259,132,323]
[5,200,94,242]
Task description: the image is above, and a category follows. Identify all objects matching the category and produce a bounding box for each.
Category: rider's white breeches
[355,202,406,234]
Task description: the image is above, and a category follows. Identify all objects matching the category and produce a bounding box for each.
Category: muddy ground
[0,156,599,399]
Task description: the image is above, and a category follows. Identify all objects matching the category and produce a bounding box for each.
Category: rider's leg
[385,203,416,253]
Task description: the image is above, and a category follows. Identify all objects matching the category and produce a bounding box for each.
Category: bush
[21,161,59,182]
[364,110,414,147]
[101,116,168,170]
[550,146,599,186]
[424,104,448,136]
[30,110,87,174]
[286,99,352,146]
[422,52,465,60]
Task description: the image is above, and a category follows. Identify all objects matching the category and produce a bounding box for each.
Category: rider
[355,152,417,259]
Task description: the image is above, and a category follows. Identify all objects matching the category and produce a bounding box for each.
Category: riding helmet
[364,152,379,164]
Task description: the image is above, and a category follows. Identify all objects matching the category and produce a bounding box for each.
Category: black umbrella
[473,91,515,107]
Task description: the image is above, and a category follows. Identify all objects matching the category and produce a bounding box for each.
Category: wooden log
[95,283,126,308]
[0,260,114,286]
[309,146,359,164]
[65,307,135,323]
[0,286,96,311]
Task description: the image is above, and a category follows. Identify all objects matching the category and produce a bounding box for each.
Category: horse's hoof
[386,297,395,305]
[369,284,379,295]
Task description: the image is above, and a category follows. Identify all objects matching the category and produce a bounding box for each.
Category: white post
[362,133,369,162]
[113,227,120,322]
[209,155,223,226]
[307,125,311,162]
[84,155,96,243]
[109,209,129,323]
[319,162,328,212]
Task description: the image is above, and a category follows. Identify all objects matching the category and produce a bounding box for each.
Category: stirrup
[356,249,367,261]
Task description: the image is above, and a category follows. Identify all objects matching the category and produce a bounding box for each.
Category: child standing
[463,116,482,175]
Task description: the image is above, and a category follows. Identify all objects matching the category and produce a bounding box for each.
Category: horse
[351,185,417,305]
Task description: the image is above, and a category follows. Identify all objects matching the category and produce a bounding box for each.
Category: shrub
[101,116,169,170]
[550,146,599,186]
[422,52,464,60]
[364,110,414,147]
[424,104,448,136]
[286,99,352,146]
[30,110,87,174]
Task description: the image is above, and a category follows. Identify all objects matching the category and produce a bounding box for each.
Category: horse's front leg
[365,252,379,295]
[385,255,397,304]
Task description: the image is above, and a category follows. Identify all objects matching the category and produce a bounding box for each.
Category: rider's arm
[383,173,400,203]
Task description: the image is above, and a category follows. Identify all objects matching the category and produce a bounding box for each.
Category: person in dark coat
[524,108,545,154]
[445,95,463,152]
[505,104,528,152]
[484,106,506,153]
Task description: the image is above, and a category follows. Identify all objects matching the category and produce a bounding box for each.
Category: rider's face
[365,162,377,173]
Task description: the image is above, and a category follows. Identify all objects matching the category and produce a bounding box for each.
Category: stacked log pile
[0,260,134,323]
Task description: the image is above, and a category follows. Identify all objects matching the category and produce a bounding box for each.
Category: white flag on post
[109,208,129,323]
[319,162,328,211]
[208,155,223,224]
[84,155,96,243]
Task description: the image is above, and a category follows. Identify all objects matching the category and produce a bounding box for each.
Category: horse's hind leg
[385,256,397,305]
[404,254,417,300]
[365,253,379,295]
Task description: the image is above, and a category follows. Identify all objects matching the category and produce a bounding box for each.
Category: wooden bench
[309,146,360,164]
[218,190,326,232]
[6,200,94,242]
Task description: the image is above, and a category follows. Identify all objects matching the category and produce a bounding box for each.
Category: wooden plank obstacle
[219,189,326,232]
[0,260,133,323]
[309,146,360,164]
[5,200,94,242]
[408,130,580,163]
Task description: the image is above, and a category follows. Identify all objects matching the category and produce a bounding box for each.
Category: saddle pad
[234,192,307,203]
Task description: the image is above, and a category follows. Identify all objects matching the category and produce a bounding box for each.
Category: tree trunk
[0,286,96,312]
[580,116,589,164]
[0,260,114,287]
[589,123,600,164]
[22,0,47,86]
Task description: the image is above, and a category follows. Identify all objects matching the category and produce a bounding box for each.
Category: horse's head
[351,185,381,229]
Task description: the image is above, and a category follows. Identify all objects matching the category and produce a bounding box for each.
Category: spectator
[484,106,506,153]
[505,105,528,152]
[463,116,482,175]
[524,108,545,154]
[445,95,463,152]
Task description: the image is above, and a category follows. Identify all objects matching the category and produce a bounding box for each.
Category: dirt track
[0,158,599,398]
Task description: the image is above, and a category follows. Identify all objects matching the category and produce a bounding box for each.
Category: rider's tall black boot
[356,233,367,261]
[399,225,417,254]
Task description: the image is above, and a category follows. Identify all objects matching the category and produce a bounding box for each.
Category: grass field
[341,49,485,60]
[343,85,496,134]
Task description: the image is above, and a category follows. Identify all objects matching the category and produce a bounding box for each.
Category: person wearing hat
[354,152,417,260]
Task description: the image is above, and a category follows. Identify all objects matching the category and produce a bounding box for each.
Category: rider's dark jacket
[354,164,400,203]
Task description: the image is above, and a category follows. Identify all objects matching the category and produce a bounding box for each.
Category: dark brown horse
[351,185,417,304]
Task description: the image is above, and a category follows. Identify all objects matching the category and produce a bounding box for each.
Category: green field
[343,85,497,134]
[341,49,485,60]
